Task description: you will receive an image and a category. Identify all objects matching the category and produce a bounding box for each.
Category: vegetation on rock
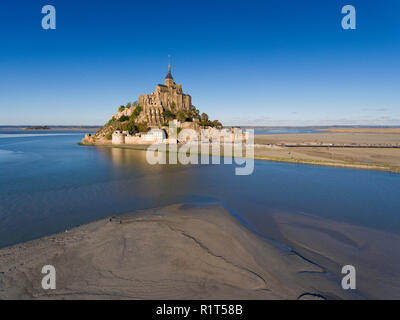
[91,99,221,142]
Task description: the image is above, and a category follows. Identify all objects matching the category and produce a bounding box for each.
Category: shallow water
[0,131,400,250]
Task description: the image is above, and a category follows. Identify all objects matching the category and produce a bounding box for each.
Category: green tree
[212,120,222,127]
[105,116,116,126]
[118,105,125,112]
[201,113,209,123]
[132,106,142,119]
[176,111,187,122]
[191,107,200,120]
[119,115,130,122]
[162,110,175,121]
[137,122,148,132]
[126,122,137,134]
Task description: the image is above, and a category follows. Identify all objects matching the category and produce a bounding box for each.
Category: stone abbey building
[138,58,193,125]
[82,58,233,146]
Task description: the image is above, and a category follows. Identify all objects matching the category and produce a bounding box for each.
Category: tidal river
[2,131,400,298]
[0,131,399,248]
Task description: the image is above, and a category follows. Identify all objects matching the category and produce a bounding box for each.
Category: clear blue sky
[0,0,399,126]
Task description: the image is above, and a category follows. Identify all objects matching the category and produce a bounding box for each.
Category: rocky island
[82,58,222,146]
[23,126,50,130]
[80,60,400,174]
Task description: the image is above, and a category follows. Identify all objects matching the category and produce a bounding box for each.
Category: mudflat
[1,203,399,299]
[254,131,400,172]
[255,131,400,145]
[323,128,400,134]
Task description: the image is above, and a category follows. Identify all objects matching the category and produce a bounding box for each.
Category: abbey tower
[138,57,193,125]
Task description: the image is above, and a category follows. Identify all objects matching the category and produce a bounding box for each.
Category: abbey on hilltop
[82,57,223,145]
[139,56,193,125]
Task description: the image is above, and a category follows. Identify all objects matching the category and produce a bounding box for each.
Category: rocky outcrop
[81,59,221,145]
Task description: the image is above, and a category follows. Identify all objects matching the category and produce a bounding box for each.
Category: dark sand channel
[1,203,399,299]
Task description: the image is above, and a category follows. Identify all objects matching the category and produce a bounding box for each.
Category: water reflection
[95,146,212,203]
[101,147,150,168]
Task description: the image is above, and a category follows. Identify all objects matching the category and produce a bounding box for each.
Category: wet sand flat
[1,203,399,299]
[254,132,400,172]
[269,211,400,299]
[323,128,400,134]
[255,132,400,146]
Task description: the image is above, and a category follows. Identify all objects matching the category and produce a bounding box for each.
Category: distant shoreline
[1,126,101,132]
[23,126,50,130]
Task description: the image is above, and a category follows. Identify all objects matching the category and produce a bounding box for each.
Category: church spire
[165,55,173,80]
